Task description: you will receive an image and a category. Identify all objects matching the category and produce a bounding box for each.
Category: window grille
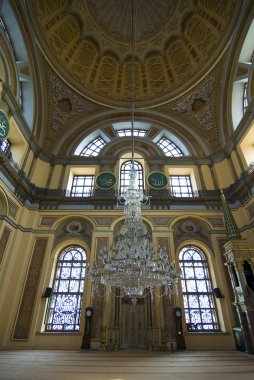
[70,175,94,197]
[179,245,219,332]
[116,129,147,137]
[120,160,144,194]
[169,175,193,197]
[44,246,86,332]
[157,137,183,157]
[0,139,11,154]
[243,83,248,113]
[80,137,106,157]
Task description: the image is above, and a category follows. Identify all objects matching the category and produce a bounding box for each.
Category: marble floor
[0,349,254,380]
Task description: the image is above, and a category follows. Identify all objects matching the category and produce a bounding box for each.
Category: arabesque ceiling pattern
[30,0,240,107]
[24,0,244,157]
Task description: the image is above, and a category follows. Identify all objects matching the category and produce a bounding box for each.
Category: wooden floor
[0,349,254,380]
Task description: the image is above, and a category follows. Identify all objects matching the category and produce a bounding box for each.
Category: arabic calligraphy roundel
[147,171,168,189]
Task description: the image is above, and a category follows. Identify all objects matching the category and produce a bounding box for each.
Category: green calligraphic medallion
[0,109,10,140]
[96,171,117,190]
[147,171,168,189]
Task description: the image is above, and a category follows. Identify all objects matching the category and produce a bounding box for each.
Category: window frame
[44,246,87,332]
[116,129,147,137]
[120,160,144,194]
[179,245,220,333]
[157,137,184,157]
[0,139,11,155]
[70,175,95,197]
[169,175,193,197]
[79,137,106,157]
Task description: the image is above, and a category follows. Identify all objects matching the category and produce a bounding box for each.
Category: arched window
[179,245,219,332]
[157,137,183,157]
[120,160,144,194]
[44,246,86,332]
[80,137,106,157]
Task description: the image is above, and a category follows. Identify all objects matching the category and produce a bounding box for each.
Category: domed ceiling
[30,0,241,108]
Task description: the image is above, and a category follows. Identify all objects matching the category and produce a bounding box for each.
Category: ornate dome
[30,0,241,107]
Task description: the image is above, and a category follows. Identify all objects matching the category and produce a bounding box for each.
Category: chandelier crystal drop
[87,0,179,305]
[88,163,179,304]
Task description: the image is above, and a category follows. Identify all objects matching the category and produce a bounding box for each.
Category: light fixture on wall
[88,1,179,305]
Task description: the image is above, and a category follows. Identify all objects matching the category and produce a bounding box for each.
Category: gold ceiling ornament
[31,0,240,107]
[87,0,179,305]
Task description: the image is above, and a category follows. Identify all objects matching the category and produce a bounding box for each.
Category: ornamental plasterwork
[65,220,83,237]
[173,218,212,251]
[49,75,99,131]
[8,198,18,219]
[172,78,215,131]
[93,216,118,226]
[39,216,60,227]
[207,217,224,227]
[31,0,240,106]
[148,217,172,226]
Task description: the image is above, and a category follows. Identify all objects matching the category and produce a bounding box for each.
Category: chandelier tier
[87,0,179,304]
[88,164,178,303]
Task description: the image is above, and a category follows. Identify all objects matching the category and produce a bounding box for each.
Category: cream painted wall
[214,159,234,187]
[231,150,242,177]
[24,150,34,176]
[30,158,51,187]
[64,165,99,192]
[50,164,62,189]
[201,165,214,189]
[0,227,37,347]
[165,165,198,191]
[0,179,254,351]
[240,124,254,166]
[8,117,27,167]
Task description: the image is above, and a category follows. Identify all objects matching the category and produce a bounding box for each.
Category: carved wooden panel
[0,227,11,266]
[120,299,147,349]
[12,238,48,340]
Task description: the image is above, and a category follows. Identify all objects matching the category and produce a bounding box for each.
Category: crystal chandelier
[88,0,179,304]
[88,163,178,304]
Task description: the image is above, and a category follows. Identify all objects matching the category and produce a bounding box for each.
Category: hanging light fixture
[88,1,179,305]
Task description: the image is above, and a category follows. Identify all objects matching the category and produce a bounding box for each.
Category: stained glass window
[157,137,183,157]
[44,246,86,332]
[179,245,219,332]
[70,175,94,197]
[120,160,144,194]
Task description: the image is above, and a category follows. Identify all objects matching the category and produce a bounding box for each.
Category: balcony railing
[0,145,253,208]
